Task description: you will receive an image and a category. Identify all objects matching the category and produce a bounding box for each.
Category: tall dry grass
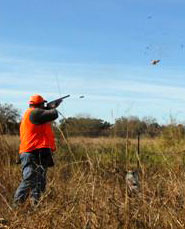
[1,134,185,228]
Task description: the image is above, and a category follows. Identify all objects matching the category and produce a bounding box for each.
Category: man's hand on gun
[46,95,70,109]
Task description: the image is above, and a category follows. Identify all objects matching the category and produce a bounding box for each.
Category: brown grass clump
[1,135,185,228]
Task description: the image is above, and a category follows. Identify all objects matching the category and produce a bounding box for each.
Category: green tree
[113,116,161,138]
[0,103,21,134]
[59,116,111,137]
[114,116,147,137]
[142,116,161,137]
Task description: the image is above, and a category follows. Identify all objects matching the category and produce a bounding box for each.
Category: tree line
[0,103,185,139]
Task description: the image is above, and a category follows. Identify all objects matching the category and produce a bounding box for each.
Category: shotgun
[47,95,70,109]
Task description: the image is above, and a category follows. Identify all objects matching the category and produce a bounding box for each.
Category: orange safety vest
[19,108,56,154]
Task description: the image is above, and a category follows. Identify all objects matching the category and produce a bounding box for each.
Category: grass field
[1,134,185,228]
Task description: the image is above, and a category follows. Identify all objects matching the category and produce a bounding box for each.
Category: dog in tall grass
[125,170,140,194]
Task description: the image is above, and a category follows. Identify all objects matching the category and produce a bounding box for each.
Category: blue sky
[1,0,185,123]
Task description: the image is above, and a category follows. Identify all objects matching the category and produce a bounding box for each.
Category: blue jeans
[14,150,50,205]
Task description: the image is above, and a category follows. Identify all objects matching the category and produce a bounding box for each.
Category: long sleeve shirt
[29,108,58,125]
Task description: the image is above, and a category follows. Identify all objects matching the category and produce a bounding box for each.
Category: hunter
[13,94,61,207]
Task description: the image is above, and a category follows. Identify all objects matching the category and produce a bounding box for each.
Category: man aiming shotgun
[13,94,69,207]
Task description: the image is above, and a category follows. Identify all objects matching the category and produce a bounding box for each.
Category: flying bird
[151,60,160,65]
[79,96,85,99]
